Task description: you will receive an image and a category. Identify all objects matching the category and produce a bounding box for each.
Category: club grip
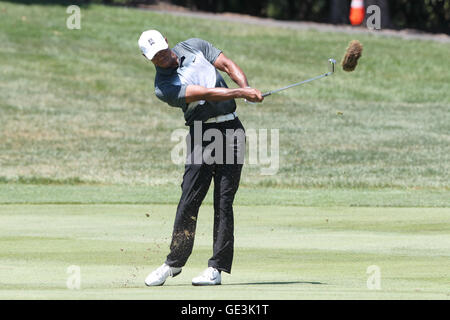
[262,92,271,97]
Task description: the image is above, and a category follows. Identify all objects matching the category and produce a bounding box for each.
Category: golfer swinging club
[139,30,263,286]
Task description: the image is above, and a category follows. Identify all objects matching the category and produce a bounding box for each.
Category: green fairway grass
[0,184,449,207]
[1,202,449,299]
[0,2,449,300]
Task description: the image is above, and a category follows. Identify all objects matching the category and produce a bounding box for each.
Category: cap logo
[148,38,155,46]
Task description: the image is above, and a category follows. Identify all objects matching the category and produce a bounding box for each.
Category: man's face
[151,48,178,69]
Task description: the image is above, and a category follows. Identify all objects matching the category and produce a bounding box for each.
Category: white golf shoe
[192,267,222,286]
[145,263,182,286]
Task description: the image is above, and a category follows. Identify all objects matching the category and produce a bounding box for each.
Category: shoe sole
[192,282,221,286]
[145,269,182,287]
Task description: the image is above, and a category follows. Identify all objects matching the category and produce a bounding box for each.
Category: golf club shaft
[262,71,333,97]
[261,58,336,98]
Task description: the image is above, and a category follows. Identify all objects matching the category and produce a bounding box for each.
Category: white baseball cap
[138,30,168,60]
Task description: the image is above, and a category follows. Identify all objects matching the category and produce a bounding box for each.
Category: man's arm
[185,85,263,103]
[213,53,249,88]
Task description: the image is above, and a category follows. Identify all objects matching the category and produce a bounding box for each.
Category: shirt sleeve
[155,82,188,109]
[186,38,222,64]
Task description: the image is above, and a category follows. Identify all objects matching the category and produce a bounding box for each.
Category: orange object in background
[349,0,365,25]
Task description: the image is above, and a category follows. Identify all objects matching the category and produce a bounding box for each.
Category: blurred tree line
[170,0,449,33]
[12,0,450,33]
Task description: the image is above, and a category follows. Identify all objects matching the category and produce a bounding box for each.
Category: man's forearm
[226,62,249,88]
[185,85,245,103]
[200,87,245,101]
[214,53,249,88]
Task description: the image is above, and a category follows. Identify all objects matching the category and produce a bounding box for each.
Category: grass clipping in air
[342,40,363,72]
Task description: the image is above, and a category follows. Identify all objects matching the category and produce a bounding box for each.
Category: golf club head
[328,58,336,74]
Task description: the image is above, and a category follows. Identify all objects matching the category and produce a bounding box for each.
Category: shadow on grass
[224,280,326,286]
[164,280,326,287]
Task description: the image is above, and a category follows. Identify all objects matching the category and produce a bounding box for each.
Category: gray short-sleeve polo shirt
[154,38,237,126]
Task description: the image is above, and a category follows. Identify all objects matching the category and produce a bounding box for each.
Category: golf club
[245,58,336,104]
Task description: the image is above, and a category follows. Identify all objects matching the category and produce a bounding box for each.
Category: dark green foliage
[389,0,450,33]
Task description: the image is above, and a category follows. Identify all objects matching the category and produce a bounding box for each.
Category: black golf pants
[165,118,245,273]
